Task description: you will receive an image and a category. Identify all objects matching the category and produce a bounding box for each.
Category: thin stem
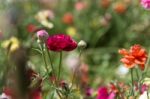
[46,48,56,77]
[130,68,135,96]
[147,91,149,99]
[40,44,49,73]
[145,49,150,73]
[135,68,139,80]
[58,51,63,82]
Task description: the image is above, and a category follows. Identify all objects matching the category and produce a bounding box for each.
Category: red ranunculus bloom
[46,34,77,52]
[119,44,148,70]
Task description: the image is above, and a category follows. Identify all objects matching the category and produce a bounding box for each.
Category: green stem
[58,51,63,82]
[46,48,56,77]
[145,49,150,73]
[135,68,139,80]
[46,49,63,99]
[40,44,49,73]
[131,68,135,96]
[147,91,149,99]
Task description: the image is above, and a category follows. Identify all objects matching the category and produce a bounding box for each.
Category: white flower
[139,91,150,99]
[116,65,129,77]
[0,93,11,99]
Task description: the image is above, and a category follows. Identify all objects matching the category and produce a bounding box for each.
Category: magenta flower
[141,0,150,10]
[46,34,77,52]
[97,87,109,99]
[37,30,49,42]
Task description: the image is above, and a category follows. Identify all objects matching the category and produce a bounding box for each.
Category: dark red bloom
[29,88,42,99]
[3,87,15,98]
[46,34,77,52]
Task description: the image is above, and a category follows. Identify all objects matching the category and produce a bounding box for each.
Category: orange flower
[114,3,126,14]
[62,13,74,25]
[100,0,111,9]
[119,44,148,70]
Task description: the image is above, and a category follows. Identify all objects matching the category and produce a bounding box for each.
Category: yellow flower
[66,27,77,37]
[143,78,150,85]
[1,37,20,52]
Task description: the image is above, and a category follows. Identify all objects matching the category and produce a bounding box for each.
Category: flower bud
[36,30,49,42]
[78,40,87,49]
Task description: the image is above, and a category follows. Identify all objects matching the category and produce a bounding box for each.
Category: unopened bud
[78,40,87,49]
[37,30,49,42]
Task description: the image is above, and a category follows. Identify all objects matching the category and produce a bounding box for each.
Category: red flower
[62,13,74,25]
[119,44,148,70]
[27,24,38,33]
[29,88,42,99]
[46,34,77,52]
[114,3,126,14]
[3,87,15,98]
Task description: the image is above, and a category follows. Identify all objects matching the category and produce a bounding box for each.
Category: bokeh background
[0,0,150,97]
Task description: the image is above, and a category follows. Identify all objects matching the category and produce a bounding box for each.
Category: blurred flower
[97,87,109,99]
[118,44,148,70]
[75,1,87,11]
[100,0,111,9]
[85,87,93,96]
[141,84,149,94]
[104,13,112,21]
[78,40,87,49]
[62,13,74,25]
[2,87,15,99]
[35,10,54,29]
[35,10,54,21]
[108,92,116,99]
[46,34,77,52]
[144,78,150,85]
[65,52,79,71]
[0,93,11,99]
[1,37,20,52]
[114,3,127,14]
[40,20,53,29]
[80,63,89,85]
[27,24,38,33]
[29,88,42,99]
[26,68,42,99]
[141,0,150,10]
[66,27,77,37]
[139,91,150,99]
[116,65,129,77]
[100,17,109,27]
[36,30,49,43]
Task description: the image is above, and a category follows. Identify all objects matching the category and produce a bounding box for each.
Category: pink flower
[75,2,87,11]
[85,88,93,96]
[141,0,150,10]
[37,30,49,42]
[97,87,109,99]
[141,84,149,94]
[46,34,77,52]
